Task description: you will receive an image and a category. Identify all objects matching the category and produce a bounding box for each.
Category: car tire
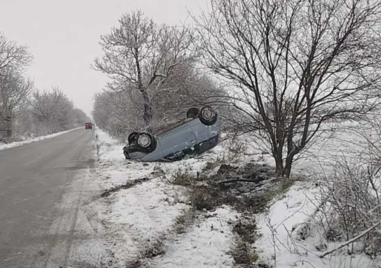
[128,132,139,144]
[136,132,156,152]
[186,108,200,119]
[199,106,218,125]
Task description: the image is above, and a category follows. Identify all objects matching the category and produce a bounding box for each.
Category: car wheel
[186,108,199,119]
[128,132,139,144]
[136,132,156,152]
[199,106,218,125]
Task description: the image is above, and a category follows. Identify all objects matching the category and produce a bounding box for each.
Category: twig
[319,220,381,258]
[219,177,277,185]
[219,179,263,184]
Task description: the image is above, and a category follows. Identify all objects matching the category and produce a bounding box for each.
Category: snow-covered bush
[314,158,381,257]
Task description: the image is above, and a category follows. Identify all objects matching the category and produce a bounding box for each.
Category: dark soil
[174,161,280,268]
[186,162,278,214]
[100,177,151,197]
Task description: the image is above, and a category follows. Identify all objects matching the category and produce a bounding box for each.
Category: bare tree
[0,34,32,71]
[13,88,89,138]
[196,0,381,178]
[93,89,139,138]
[93,62,228,139]
[93,10,196,126]
[0,34,33,139]
[30,88,76,134]
[0,69,33,139]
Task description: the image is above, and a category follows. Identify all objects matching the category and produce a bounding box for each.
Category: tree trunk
[139,88,152,126]
[274,147,295,179]
[134,47,153,127]
[4,115,12,140]
[274,149,284,178]
[284,153,294,179]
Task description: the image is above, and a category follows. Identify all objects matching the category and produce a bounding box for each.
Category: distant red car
[85,123,93,130]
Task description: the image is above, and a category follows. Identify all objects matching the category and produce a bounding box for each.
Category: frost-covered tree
[94,11,196,126]
[0,34,33,139]
[0,70,33,138]
[0,34,32,72]
[28,88,88,135]
[196,0,381,178]
[93,63,227,139]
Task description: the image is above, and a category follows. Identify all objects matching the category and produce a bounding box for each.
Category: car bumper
[123,146,147,160]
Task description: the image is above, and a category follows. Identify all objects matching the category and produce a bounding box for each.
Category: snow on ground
[93,129,242,266]
[96,128,125,162]
[95,129,156,189]
[102,179,190,264]
[152,206,239,268]
[255,182,380,268]
[93,122,379,267]
[253,122,381,268]
[0,127,82,151]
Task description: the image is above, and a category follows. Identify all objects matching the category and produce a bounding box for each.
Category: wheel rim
[137,134,152,148]
[202,107,215,121]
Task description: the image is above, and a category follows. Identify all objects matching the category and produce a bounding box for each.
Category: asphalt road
[0,128,96,268]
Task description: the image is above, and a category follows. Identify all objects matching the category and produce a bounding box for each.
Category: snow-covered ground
[256,182,380,268]
[152,206,239,268]
[92,125,381,268]
[0,127,82,151]
[254,124,381,268]
[93,129,241,267]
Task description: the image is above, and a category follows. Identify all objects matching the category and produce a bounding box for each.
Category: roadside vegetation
[89,0,381,267]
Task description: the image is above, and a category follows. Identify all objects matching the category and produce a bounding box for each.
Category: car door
[188,117,221,143]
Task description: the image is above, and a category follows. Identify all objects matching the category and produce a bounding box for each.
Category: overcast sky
[0,0,208,117]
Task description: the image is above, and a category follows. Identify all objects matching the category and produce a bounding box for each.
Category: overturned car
[123,106,220,161]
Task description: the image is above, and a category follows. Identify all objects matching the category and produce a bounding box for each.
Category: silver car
[123,106,220,161]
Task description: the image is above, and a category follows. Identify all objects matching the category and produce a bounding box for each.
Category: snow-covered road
[0,128,100,268]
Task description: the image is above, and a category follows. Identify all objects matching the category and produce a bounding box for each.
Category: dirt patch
[230,217,265,267]
[100,166,166,198]
[233,219,258,244]
[100,177,151,197]
[179,162,279,214]
[170,162,284,267]
[174,208,197,234]
[231,240,259,266]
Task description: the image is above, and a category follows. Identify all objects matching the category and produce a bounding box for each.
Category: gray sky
[0,0,208,116]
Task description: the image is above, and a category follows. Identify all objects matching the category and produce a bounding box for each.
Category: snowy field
[92,125,381,268]
[0,127,82,151]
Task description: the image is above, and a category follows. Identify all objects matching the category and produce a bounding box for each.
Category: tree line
[0,34,89,142]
